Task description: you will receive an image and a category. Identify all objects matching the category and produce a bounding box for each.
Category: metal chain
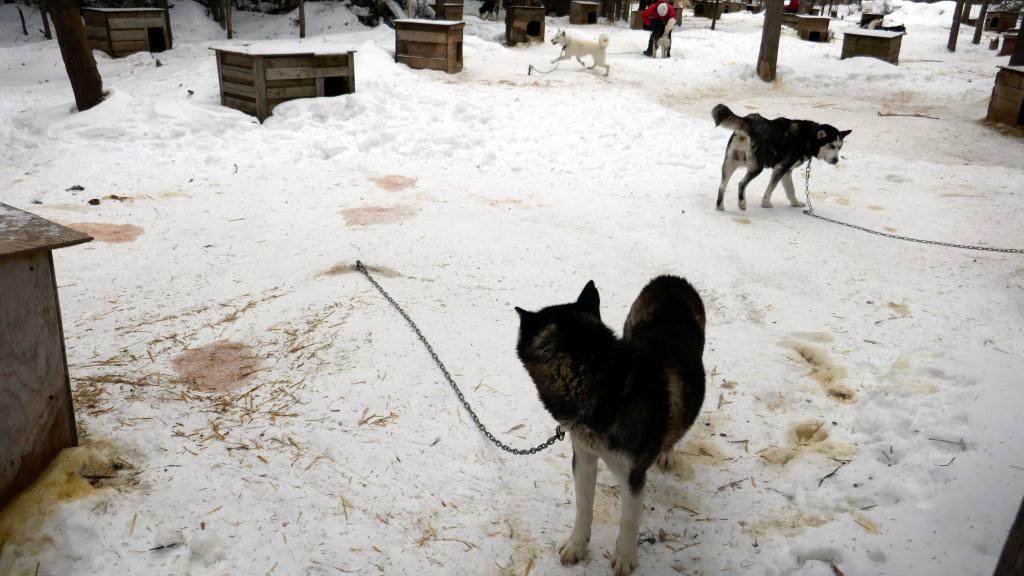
[354,261,565,455]
[801,163,1024,254]
[528,48,565,76]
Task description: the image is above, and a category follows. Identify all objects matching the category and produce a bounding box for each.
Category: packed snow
[1,1,1022,575]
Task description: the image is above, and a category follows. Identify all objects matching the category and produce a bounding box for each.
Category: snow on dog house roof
[843,29,906,39]
[82,7,166,12]
[394,18,464,25]
[210,41,357,56]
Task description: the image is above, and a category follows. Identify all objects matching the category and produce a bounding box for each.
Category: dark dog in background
[515,276,706,576]
[712,103,851,211]
[479,0,500,20]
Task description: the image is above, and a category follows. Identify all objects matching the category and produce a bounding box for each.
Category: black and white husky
[479,0,499,20]
[712,104,851,211]
[516,277,706,576]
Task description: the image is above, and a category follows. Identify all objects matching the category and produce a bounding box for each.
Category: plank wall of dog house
[82,8,172,58]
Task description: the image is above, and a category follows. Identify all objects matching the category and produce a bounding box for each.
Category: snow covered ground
[1,1,1023,575]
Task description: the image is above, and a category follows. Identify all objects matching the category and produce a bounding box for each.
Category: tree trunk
[1011,23,1024,66]
[406,0,412,16]
[299,0,306,37]
[972,0,987,44]
[995,498,1024,576]
[711,0,720,30]
[17,6,27,35]
[39,0,52,40]
[757,0,783,81]
[47,0,103,112]
[947,0,965,51]
[960,0,971,23]
[226,0,233,39]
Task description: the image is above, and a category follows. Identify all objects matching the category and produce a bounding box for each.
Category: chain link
[801,163,1024,254]
[354,261,565,455]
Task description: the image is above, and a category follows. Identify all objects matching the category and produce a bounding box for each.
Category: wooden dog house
[506,5,546,45]
[434,0,464,20]
[985,10,1020,33]
[693,0,725,18]
[82,7,171,57]
[213,44,356,122]
[796,15,829,42]
[841,29,905,65]
[1000,32,1018,56]
[987,65,1024,126]
[394,19,464,74]
[1,204,91,509]
[570,0,600,23]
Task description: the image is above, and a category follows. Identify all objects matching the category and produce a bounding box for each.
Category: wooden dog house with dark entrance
[213,44,356,122]
[506,5,546,45]
[859,12,883,27]
[82,7,171,57]
[433,0,464,20]
[796,15,829,42]
[985,10,1020,33]
[1,203,91,509]
[987,65,1024,126]
[841,29,905,65]
[394,20,464,74]
[570,0,600,24]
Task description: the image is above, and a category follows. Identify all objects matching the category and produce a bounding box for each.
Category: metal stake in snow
[801,163,1024,254]
[528,47,565,75]
[354,261,565,455]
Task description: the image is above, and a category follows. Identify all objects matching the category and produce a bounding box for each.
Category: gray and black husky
[712,103,851,211]
[515,276,706,576]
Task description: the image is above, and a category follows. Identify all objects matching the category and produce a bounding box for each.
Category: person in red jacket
[783,0,799,13]
[642,0,676,57]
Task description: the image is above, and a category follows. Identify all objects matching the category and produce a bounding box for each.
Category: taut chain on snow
[354,261,565,455]
[801,163,1024,254]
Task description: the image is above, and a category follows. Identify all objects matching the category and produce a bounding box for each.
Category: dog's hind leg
[559,443,598,565]
[736,167,763,211]
[761,167,785,208]
[611,467,646,576]
[782,169,805,207]
[717,155,741,211]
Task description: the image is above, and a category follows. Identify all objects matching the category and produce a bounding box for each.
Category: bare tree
[972,0,988,44]
[1011,23,1024,66]
[757,0,783,81]
[39,0,53,40]
[17,6,28,35]
[299,0,306,37]
[995,498,1024,576]
[947,0,965,51]
[226,0,233,39]
[47,0,103,111]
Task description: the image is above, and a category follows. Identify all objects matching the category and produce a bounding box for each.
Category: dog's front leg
[560,444,598,564]
[782,169,805,207]
[612,469,645,576]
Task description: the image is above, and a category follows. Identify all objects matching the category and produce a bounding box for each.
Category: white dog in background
[550,29,611,76]
[654,17,677,58]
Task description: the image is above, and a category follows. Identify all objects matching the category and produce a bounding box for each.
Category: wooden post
[39,0,52,40]
[947,0,964,51]
[972,0,987,44]
[711,0,720,29]
[299,0,306,37]
[46,0,103,112]
[407,0,413,16]
[226,0,233,39]
[995,498,1024,576]
[757,0,783,81]
[1012,24,1024,66]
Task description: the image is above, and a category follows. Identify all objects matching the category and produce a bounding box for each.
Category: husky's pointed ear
[816,129,827,140]
[514,306,533,319]
[839,129,852,139]
[576,280,600,317]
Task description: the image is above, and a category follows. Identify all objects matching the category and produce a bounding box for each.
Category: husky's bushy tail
[598,34,610,48]
[712,104,744,131]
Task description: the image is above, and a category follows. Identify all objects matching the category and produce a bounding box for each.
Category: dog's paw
[715,203,724,212]
[558,535,588,565]
[611,548,639,576]
[656,451,676,471]
[761,199,773,208]
[738,199,747,211]
[790,200,806,208]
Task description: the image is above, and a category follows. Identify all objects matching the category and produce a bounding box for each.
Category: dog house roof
[395,18,464,25]
[844,29,905,38]
[0,203,92,257]
[81,7,166,12]
[211,41,357,56]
